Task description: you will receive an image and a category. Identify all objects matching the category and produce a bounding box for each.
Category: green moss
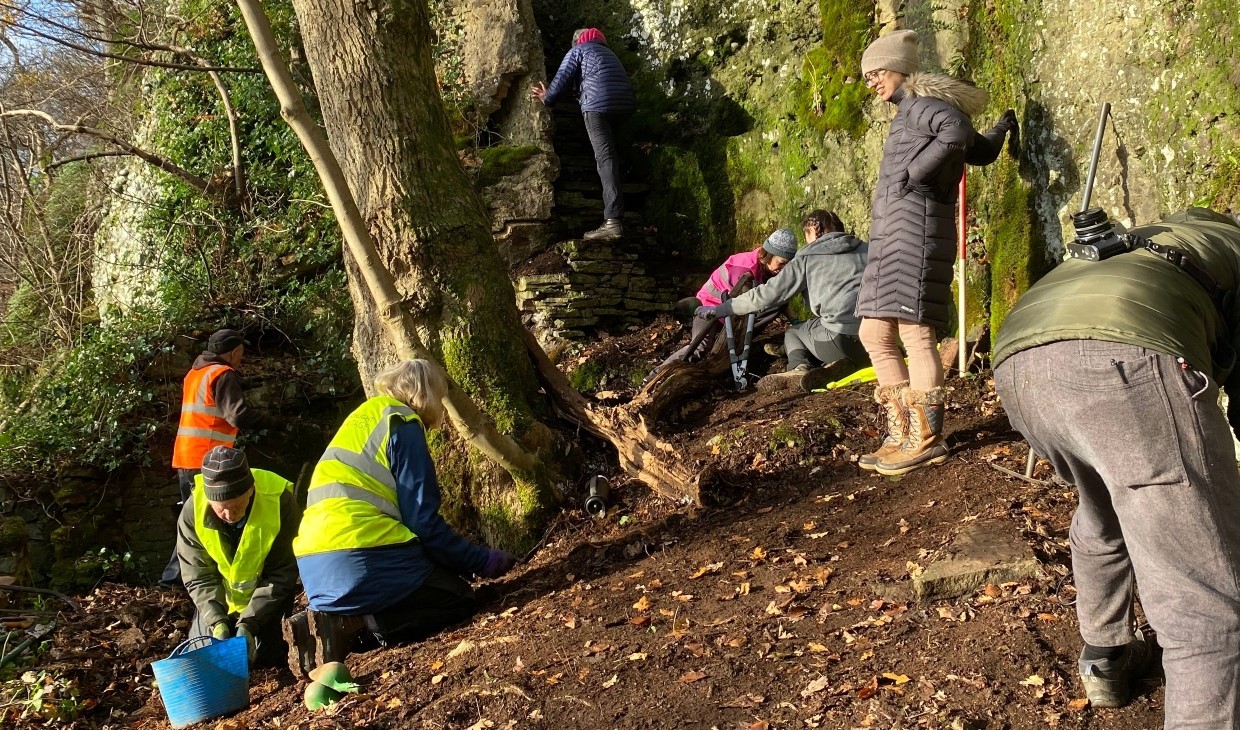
[961,0,1042,336]
[474,145,540,188]
[440,329,535,436]
[0,516,27,551]
[567,360,604,393]
[769,423,804,453]
[787,2,875,138]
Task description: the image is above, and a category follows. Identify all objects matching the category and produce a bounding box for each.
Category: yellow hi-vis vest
[192,468,292,615]
[293,396,420,557]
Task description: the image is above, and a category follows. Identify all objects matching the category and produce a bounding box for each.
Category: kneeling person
[699,210,870,392]
[293,360,516,657]
[177,446,298,667]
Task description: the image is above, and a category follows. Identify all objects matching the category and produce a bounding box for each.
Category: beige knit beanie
[861,29,921,76]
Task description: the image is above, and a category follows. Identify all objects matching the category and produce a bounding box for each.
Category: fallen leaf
[807,642,830,653]
[983,584,1002,598]
[633,595,652,611]
[764,600,782,616]
[630,615,650,627]
[464,719,494,730]
[564,615,577,629]
[690,562,724,579]
[738,582,751,596]
[756,506,774,514]
[585,642,611,655]
[803,520,817,531]
[658,608,676,617]
[726,636,748,648]
[801,675,830,697]
[429,660,444,671]
[672,591,694,602]
[545,672,564,685]
[679,670,708,683]
[431,673,446,685]
[447,640,476,659]
[1020,674,1046,687]
[628,652,647,661]
[1067,698,1090,712]
[1037,613,1059,622]
[751,546,768,560]
[385,697,403,709]
[602,673,618,688]
[747,722,770,730]
[720,692,765,709]
[881,672,910,685]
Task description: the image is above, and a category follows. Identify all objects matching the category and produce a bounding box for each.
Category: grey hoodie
[723,232,869,336]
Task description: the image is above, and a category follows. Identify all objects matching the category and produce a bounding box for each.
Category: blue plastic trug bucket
[152,636,249,728]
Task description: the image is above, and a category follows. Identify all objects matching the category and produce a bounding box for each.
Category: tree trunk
[237,0,703,540]
[234,0,558,551]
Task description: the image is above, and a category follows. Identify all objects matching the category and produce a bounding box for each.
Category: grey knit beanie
[861,29,920,77]
[200,446,255,501]
[762,228,798,260]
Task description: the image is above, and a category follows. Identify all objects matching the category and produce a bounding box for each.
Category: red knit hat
[574,28,606,45]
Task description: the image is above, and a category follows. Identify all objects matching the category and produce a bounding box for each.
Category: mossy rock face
[0,516,28,552]
[475,145,541,188]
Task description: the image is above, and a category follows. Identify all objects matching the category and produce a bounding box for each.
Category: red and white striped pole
[956,170,967,374]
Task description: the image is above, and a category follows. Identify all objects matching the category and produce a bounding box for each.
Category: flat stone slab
[913,519,1039,602]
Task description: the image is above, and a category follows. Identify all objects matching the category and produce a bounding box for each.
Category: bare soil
[2,326,1166,730]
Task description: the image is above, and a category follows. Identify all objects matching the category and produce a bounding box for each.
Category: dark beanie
[206,329,248,355]
[200,446,255,501]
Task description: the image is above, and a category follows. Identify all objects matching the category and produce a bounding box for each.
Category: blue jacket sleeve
[543,46,583,107]
[388,421,489,577]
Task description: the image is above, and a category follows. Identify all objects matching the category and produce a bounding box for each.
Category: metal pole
[1080,102,1111,214]
[957,170,967,374]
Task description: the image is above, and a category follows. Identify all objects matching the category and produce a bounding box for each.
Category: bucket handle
[167,635,223,658]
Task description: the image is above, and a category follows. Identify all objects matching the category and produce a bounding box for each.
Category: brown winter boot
[858,382,909,471]
[875,387,951,476]
[757,364,811,392]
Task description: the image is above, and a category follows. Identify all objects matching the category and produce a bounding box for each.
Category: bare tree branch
[1,107,211,193]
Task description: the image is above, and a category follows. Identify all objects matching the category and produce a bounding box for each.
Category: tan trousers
[858,317,942,390]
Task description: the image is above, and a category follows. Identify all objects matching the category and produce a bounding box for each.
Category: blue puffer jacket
[543,40,635,113]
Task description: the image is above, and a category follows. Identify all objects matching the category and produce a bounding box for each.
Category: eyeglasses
[864,69,886,85]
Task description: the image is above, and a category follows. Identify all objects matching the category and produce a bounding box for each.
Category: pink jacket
[696,249,767,306]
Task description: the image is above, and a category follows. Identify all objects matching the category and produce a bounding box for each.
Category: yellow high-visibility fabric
[192,469,291,614]
[293,396,419,557]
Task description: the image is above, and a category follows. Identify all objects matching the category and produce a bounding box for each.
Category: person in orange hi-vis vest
[161,328,275,589]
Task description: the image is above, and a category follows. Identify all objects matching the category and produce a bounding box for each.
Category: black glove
[998,108,1020,158]
[695,304,729,320]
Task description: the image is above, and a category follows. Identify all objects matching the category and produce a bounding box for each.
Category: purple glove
[480,549,517,579]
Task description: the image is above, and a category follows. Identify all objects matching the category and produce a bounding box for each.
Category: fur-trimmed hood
[903,73,989,118]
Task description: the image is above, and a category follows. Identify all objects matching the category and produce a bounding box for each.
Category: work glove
[695,304,729,321]
[237,623,257,664]
[480,549,517,579]
[211,621,232,641]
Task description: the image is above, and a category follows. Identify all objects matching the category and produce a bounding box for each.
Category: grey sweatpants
[995,341,1240,729]
[784,318,869,371]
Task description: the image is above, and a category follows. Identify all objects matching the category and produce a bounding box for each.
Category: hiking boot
[859,383,908,471]
[1078,631,1153,708]
[874,387,950,475]
[763,342,786,357]
[798,358,857,392]
[757,364,811,392]
[583,219,623,240]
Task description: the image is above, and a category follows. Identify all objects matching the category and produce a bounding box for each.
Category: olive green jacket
[994,209,1240,386]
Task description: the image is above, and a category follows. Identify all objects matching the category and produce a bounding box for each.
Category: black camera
[1065,208,1135,261]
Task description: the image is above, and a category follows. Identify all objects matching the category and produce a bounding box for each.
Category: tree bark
[234,0,703,543]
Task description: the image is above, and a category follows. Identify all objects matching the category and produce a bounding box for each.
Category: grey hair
[373,359,448,431]
[572,28,589,44]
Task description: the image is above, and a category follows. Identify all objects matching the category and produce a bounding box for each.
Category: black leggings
[365,564,478,646]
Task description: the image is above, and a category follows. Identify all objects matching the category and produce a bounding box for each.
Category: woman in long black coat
[854,29,1017,476]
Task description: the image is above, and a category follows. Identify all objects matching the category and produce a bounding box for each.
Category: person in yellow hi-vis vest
[176,446,299,667]
[290,360,515,660]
